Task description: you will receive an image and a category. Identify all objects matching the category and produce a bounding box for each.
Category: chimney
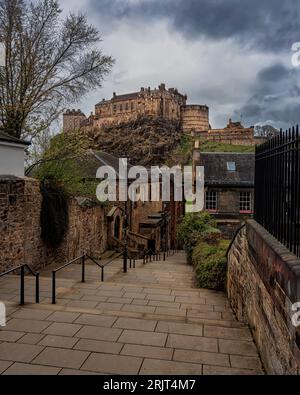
[113,92,116,98]
[141,87,144,92]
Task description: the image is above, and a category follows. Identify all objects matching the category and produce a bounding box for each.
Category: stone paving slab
[38,335,79,349]
[43,322,82,337]
[121,344,173,360]
[140,358,203,375]
[113,317,157,332]
[3,362,61,375]
[74,338,123,355]
[32,347,89,369]
[156,321,203,337]
[0,342,44,363]
[75,325,122,342]
[118,329,167,347]
[81,353,142,375]
[173,349,230,367]
[167,334,218,353]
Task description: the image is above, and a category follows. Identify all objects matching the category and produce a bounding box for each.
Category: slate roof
[0,131,30,146]
[197,152,255,187]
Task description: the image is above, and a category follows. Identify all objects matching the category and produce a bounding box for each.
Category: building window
[227,162,236,171]
[126,103,129,111]
[131,102,134,111]
[113,104,117,113]
[119,104,123,112]
[240,192,252,213]
[205,191,217,211]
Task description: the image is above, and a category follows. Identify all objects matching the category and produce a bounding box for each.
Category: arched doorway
[114,216,121,239]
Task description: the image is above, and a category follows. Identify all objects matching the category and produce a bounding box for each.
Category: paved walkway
[0,252,264,375]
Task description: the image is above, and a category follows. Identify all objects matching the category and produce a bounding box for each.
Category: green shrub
[192,240,230,291]
[176,211,217,263]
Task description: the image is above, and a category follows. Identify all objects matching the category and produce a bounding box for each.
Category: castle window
[205,191,217,211]
[240,192,252,213]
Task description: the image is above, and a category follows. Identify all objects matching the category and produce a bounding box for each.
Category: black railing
[0,264,39,305]
[143,247,177,264]
[51,252,123,304]
[255,126,300,257]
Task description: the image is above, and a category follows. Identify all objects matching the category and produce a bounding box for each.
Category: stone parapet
[227,219,300,374]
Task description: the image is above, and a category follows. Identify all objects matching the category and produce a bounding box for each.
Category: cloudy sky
[62,0,300,129]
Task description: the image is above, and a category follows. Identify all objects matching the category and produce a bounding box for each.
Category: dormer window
[227,162,236,171]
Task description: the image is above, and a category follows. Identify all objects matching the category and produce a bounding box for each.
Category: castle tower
[181,105,209,134]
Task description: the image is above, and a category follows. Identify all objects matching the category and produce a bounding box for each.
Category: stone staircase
[0,252,264,375]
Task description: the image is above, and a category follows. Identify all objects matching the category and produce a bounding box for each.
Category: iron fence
[255,125,300,258]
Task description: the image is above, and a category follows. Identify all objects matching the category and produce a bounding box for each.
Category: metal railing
[51,252,123,304]
[255,126,300,258]
[0,264,39,305]
[143,247,177,264]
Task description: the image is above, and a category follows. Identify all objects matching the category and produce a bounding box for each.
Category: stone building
[193,150,255,238]
[63,83,210,134]
[194,118,266,146]
[63,109,87,132]
[90,151,184,253]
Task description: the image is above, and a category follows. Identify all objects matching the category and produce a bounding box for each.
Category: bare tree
[0,0,114,138]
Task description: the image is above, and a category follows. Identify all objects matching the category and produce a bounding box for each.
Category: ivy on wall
[40,181,69,249]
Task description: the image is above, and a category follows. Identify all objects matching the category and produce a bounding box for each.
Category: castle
[63,82,264,146]
[63,83,210,134]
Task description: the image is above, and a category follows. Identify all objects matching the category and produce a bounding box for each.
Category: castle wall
[93,84,186,128]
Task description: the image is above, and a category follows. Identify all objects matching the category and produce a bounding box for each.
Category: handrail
[52,252,124,304]
[0,264,39,305]
[128,231,151,241]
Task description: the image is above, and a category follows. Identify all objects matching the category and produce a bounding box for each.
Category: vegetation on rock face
[166,135,194,166]
[177,211,229,291]
[91,116,185,167]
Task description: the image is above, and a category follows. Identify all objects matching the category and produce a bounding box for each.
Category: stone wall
[227,220,300,374]
[93,84,186,129]
[0,177,107,273]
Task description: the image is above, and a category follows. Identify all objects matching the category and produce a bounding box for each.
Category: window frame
[239,191,253,214]
[205,191,218,212]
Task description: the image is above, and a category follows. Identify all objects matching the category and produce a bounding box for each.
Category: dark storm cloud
[234,63,300,127]
[89,0,300,52]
